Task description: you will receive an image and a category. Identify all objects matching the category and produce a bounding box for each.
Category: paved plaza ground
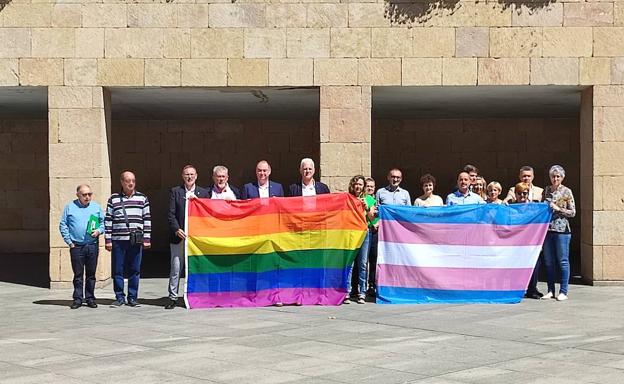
[1,279,624,384]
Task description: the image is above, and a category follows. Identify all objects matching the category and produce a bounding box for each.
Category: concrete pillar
[48,86,112,289]
[582,86,624,284]
[319,86,371,191]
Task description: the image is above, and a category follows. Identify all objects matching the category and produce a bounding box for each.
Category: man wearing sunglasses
[59,184,105,309]
[504,166,544,203]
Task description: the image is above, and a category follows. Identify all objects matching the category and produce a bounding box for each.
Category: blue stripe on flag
[376,286,525,304]
[379,203,551,226]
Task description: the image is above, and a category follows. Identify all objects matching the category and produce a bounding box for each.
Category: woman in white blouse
[414,174,444,207]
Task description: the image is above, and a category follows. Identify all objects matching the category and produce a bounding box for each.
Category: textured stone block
[164,29,190,58]
[424,1,476,27]
[0,28,31,58]
[320,86,367,110]
[31,28,75,58]
[595,142,624,176]
[177,5,209,28]
[51,4,82,28]
[75,28,104,58]
[48,86,93,109]
[543,27,592,57]
[358,58,401,86]
[594,86,624,107]
[286,28,330,58]
[57,109,106,144]
[455,27,488,58]
[531,58,579,85]
[1,4,51,27]
[64,59,97,86]
[145,59,181,86]
[412,28,455,57]
[402,58,442,86]
[612,58,624,85]
[603,176,624,211]
[307,4,348,27]
[348,3,390,28]
[603,246,624,280]
[0,59,18,86]
[512,2,563,27]
[330,28,371,58]
[244,29,286,58]
[97,59,144,86]
[209,4,265,28]
[564,3,613,27]
[490,28,541,57]
[19,59,63,86]
[594,211,624,245]
[321,143,368,177]
[443,58,477,86]
[478,58,529,85]
[580,58,611,86]
[594,28,624,57]
[596,107,624,142]
[268,58,313,86]
[127,4,177,27]
[314,58,358,85]
[181,59,227,86]
[227,59,268,86]
[617,3,624,27]
[475,2,512,27]
[266,5,306,28]
[49,143,97,178]
[105,28,163,58]
[82,4,127,28]
[372,28,411,58]
[191,29,243,58]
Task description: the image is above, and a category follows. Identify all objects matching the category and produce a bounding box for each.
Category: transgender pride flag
[377,203,551,304]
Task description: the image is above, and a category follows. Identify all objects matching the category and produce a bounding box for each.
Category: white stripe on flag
[378,241,541,269]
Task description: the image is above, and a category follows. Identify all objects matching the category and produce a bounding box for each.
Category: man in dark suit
[242,160,284,199]
[209,165,241,200]
[166,165,210,309]
[289,157,330,196]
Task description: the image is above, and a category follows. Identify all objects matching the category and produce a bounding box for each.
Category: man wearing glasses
[59,184,105,309]
[376,168,411,206]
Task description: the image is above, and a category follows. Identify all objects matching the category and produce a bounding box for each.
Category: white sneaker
[556,293,568,301]
[541,292,554,300]
[343,297,351,304]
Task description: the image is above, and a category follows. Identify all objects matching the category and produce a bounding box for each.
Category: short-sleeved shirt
[376,186,411,206]
[414,194,444,207]
[364,194,379,228]
[446,190,485,206]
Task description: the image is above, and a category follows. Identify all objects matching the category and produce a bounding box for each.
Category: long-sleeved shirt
[59,200,105,246]
[104,191,151,244]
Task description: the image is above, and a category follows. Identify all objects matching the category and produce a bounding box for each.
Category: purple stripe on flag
[186,287,348,308]
[377,264,534,291]
[380,221,549,247]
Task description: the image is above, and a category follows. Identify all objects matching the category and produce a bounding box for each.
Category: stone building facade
[0,1,623,287]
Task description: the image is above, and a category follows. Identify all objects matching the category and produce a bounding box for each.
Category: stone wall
[111,118,319,251]
[0,119,48,253]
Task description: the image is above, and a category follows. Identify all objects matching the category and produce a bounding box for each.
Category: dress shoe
[165,300,177,310]
[110,299,125,307]
[127,299,139,307]
[524,292,540,300]
[70,300,82,309]
[86,301,98,308]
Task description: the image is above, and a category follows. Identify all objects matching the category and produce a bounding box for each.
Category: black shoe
[165,300,176,310]
[524,292,541,300]
[127,299,139,307]
[70,300,82,309]
[536,291,544,298]
[110,299,125,307]
[86,301,98,308]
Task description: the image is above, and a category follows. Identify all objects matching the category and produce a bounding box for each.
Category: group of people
[58,159,575,310]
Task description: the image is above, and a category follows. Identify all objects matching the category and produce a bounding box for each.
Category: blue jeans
[348,230,370,297]
[543,231,571,295]
[70,243,98,302]
[111,240,143,301]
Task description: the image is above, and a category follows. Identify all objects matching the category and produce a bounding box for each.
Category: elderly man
[242,160,284,199]
[166,165,210,310]
[210,165,241,200]
[446,172,485,205]
[503,165,544,203]
[59,184,105,309]
[289,158,330,196]
[376,168,411,206]
[105,171,151,308]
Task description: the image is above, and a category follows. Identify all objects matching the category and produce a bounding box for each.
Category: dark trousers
[367,230,379,292]
[111,240,143,301]
[70,243,98,302]
[526,253,543,295]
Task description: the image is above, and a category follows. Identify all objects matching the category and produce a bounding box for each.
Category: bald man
[241,160,284,199]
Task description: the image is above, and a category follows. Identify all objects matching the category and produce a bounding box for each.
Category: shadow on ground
[33,296,174,307]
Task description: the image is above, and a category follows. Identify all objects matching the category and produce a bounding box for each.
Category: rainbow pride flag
[184,193,368,308]
[377,203,551,304]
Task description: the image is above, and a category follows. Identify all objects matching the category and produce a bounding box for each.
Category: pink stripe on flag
[377,264,534,291]
[380,221,549,247]
[186,287,347,309]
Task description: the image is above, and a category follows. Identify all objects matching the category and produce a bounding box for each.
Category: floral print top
[544,184,576,233]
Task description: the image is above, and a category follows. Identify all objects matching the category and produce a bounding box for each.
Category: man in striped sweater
[105,170,151,307]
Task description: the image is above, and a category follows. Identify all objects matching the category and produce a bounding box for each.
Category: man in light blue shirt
[59,184,105,309]
[376,168,411,206]
[446,172,485,206]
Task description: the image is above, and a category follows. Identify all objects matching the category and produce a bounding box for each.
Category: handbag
[121,196,144,246]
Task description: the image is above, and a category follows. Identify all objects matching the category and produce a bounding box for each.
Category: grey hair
[212,165,228,175]
[300,158,315,169]
[519,165,534,174]
[549,165,565,178]
[76,184,91,193]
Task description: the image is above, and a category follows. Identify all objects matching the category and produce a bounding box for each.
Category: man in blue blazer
[166,165,210,309]
[289,157,330,196]
[242,160,284,199]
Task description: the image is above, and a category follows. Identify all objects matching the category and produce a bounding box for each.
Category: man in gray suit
[166,165,210,309]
